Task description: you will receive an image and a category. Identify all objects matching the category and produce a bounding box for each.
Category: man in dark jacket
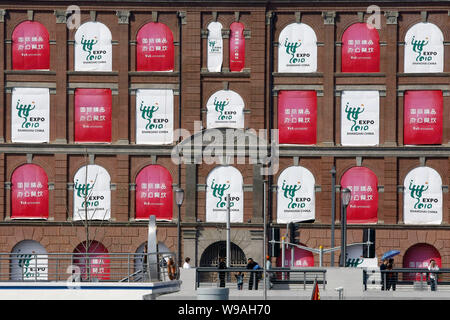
[380,258,388,290]
[218,257,226,287]
[246,258,260,290]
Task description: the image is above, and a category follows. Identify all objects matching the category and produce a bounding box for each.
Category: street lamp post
[175,187,184,267]
[340,187,351,267]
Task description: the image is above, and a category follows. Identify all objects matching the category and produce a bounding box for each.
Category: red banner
[276,245,314,268]
[340,167,378,224]
[278,91,317,144]
[73,241,110,281]
[404,90,443,145]
[12,21,50,70]
[341,23,380,73]
[74,89,112,143]
[136,22,174,72]
[402,243,441,281]
[136,165,173,220]
[11,164,48,219]
[229,22,245,72]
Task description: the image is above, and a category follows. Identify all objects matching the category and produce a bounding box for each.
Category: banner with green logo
[206,89,244,129]
[11,240,48,281]
[207,21,223,72]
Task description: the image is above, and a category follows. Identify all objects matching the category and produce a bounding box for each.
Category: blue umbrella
[381,250,400,261]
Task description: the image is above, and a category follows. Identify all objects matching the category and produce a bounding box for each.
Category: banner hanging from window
[229,22,245,72]
[403,243,442,281]
[346,244,378,268]
[277,166,315,224]
[73,164,111,221]
[74,88,111,143]
[11,87,49,143]
[206,90,244,129]
[73,241,110,281]
[136,22,174,72]
[74,21,112,71]
[278,91,317,144]
[276,245,314,268]
[135,165,173,221]
[404,90,443,145]
[12,21,50,70]
[11,240,48,281]
[341,91,379,146]
[207,21,223,72]
[11,164,48,219]
[206,166,243,223]
[340,167,378,224]
[136,89,173,144]
[278,23,317,73]
[341,23,380,73]
[404,22,444,73]
[403,166,442,225]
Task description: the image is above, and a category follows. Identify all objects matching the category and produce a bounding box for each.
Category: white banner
[136,89,173,145]
[206,90,244,129]
[277,166,315,224]
[346,244,378,268]
[207,22,223,72]
[206,166,243,223]
[278,23,317,73]
[75,21,112,71]
[341,91,379,146]
[12,87,49,143]
[404,166,442,225]
[11,240,48,281]
[73,165,111,221]
[404,22,444,73]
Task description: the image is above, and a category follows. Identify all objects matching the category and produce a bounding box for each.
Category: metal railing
[0,252,179,283]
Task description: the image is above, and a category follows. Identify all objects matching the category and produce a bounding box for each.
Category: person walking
[183,257,191,269]
[246,258,258,290]
[265,256,273,290]
[386,258,397,291]
[218,257,226,287]
[428,259,439,291]
[235,272,244,290]
[380,258,389,290]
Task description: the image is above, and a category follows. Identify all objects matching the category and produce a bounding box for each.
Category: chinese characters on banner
[207,21,223,72]
[136,22,174,71]
[73,241,110,281]
[11,87,50,143]
[11,164,48,219]
[402,243,442,281]
[403,166,442,225]
[341,23,380,73]
[206,90,244,129]
[341,91,379,146]
[136,89,173,144]
[135,165,173,220]
[278,91,317,144]
[404,90,443,145]
[229,22,245,72]
[12,21,49,70]
[276,246,314,268]
[206,166,243,223]
[74,88,112,143]
[340,167,378,224]
[277,166,315,224]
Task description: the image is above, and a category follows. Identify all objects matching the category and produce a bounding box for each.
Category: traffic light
[289,222,300,245]
[362,228,376,258]
[269,228,280,257]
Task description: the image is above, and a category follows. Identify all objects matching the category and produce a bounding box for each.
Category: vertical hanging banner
[276,245,314,268]
[404,90,443,145]
[341,23,380,73]
[341,91,379,146]
[74,21,112,71]
[74,88,112,143]
[346,245,378,268]
[206,90,244,129]
[276,166,315,224]
[11,164,49,219]
[206,166,243,223]
[11,240,48,281]
[207,21,223,72]
[278,91,317,144]
[73,241,110,281]
[12,21,50,70]
[73,164,111,221]
[229,22,245,72]
[136,89,173,144]
[403,166,442,225]
[136,22,174,72]
[404,22,444,73]
[403,244,442,281]
[11,87,49,143]
[340,167,378,224]
[278,23,317,73]
[135,165,173,221]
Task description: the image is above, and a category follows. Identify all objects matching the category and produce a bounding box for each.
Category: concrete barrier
[197,288,229,300]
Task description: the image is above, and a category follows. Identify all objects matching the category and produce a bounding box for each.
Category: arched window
[206,89,244,129]
[207,21,223,72]
[12,21,49,70]
[200,241,247,267]
[11,164,48,219]
[73,241,110,281]
[229,22,245,72]
[402,243,441,281]
[135,165,173,220]
[10,240,48,281]
[135,241,173,274]
[276,244,314,267]
[340,167,378,224]
[136,22,174,71]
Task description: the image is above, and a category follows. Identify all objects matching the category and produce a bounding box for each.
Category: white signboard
[278,23,317,73]
[207,22,223,72]
[341,91,379,146]
[404,22,444,73]
[206,90,244,129]
[75,21,112,71]
[11,240,48,281]
[136,89,173,145]
[404,166,442,225]
[12,88,50,143]
[277,166,315,224]
[346,244,378,268]
[73,164,111,221]
[206,166,243,223]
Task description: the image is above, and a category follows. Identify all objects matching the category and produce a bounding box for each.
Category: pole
[319,246,323,267]
[340,201,345,267]
[330,166,336,266]
[263,181,267,300]
[343,204,347,267]
[177,204,181,267]
[226,194,231,268]
[291,246,294,268]
[281,236,285,280]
